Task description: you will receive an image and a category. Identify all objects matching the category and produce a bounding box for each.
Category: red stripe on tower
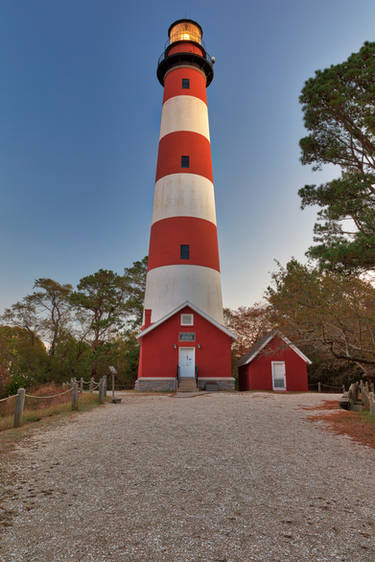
[163,67,207,104]
[156,132,213,182]
[148,217,220,271]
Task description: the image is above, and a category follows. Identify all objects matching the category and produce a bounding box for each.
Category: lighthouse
[135,19,235,392]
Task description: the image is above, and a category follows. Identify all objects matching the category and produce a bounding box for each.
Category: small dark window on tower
[181,155,190,168]
[180,244,190,259]
[182,78,190,89]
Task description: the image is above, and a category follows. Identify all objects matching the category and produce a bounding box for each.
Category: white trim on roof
[137,300,236,340]
[239,332,312,366]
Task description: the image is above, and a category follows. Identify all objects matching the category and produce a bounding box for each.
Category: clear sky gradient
[1,0,374,312]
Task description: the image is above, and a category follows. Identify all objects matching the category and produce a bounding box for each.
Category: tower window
[180,244,190,259]
[181,155,190,168]
[182,78,190,89]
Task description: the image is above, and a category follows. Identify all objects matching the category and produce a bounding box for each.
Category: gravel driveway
[0,392,374,561]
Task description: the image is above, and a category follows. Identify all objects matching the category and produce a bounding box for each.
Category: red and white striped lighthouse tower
[136,19,235,392]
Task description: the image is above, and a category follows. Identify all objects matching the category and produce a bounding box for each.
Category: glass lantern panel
[169,22,202,45]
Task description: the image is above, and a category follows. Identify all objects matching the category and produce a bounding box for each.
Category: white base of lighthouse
[143,265,223,324]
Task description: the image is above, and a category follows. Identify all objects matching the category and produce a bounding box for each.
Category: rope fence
[0,375,110,430]
[25,388,73,399]
[308,382,345,393]
[0,394,18,403]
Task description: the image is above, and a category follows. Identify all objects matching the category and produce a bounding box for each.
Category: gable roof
[236,330,312,367]
[137,301,237,340]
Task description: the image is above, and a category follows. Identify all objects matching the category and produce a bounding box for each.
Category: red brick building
[237,331,311,392]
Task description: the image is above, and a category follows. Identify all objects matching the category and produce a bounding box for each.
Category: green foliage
[306,350,361,389]
[266,259,375,378]
[31,278,72,356]
[299,42,375,272]
[70,268,135,378]
[49,332,93,382]
[0,257,147,393]
[1,296,41,345]
[0,326,49,397]
[123,256,148,329]
[70,268,128,338]
[116,333,140,388]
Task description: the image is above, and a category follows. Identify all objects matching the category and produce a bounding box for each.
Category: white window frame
[271,361,286,391]
[180,313,194,326]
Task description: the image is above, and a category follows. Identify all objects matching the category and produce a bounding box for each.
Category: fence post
[98,378,104,404]
[80,377,84,394]
[354,381,360,402]
[342,385,345,393]
[362,386,370,410]
[89,378,94,392]
[13,388,25,428]
[72,381,79,410]
[348,383,355,409]
[318,382,321,393]
[369,392,375,416]
[103,375,107,399]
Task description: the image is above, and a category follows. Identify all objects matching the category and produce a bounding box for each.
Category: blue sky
[1,0,374,311]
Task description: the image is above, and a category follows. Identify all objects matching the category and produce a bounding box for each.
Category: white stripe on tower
[159,95,210,141]
[144,265,223,323]
[151,174,216,225]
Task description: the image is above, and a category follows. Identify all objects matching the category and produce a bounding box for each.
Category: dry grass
[300,399,339,411]
[0,383,102,432]
[307,409,375,449]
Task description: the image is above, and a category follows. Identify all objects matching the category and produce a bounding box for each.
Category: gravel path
[1,392,374,561]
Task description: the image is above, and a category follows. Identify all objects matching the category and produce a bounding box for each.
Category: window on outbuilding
[181,155,190,168]
[180,244,190,259]
[182,78,190,89]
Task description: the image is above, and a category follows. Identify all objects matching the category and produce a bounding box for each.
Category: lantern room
[168,19,203,45]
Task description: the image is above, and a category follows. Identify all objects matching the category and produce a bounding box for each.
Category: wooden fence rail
[0,376,108,429]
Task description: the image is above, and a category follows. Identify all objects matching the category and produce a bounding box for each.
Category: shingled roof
[236,330,311,368]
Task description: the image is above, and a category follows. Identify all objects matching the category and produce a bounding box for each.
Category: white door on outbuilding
[271,361,286,390]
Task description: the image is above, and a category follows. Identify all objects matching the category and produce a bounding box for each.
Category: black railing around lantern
[157,45,213,69]
[157,46,214,87]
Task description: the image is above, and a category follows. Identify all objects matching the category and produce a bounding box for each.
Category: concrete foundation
[197,378,235,391]
[135,377,235,392]
[135,378,177,392]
